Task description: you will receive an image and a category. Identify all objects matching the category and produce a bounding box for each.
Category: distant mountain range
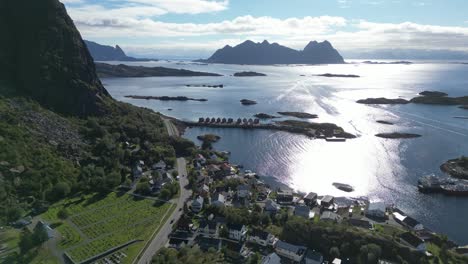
[343,49,468,60]
[84,40,153,62]
[198,40,344,65]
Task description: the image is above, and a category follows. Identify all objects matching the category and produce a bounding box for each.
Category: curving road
[136,119,191,264]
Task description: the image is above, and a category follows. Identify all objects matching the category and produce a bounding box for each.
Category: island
[254,113,278,119]
[362,61,412,65]
[440,157,468,180]
[197,134,221,143]
[317,73,360,78]
[233,71,267,77]
[95,62,222,78]
[84,40,153,62]
[357,98,410,104]
[332,182,355,192]
[276,120,356,139]
[125,95,207,102]
[240,99,257,105]
[186,84,223,88]
[418,91,448,97]
[376,120,395,125]
[197,40,345,65]
[375,133,422,139]
[277,112,318,119]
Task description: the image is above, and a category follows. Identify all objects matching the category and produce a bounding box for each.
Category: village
[145,148,466,264]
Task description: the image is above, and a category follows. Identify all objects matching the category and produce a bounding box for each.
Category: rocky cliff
[0,0,112,116]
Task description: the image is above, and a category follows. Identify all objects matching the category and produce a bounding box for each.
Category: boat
[332,182,355,192]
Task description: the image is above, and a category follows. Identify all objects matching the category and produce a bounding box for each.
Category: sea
[102,60,468,244]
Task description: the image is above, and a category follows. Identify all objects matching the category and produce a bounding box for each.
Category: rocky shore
[197,134,221,143]
[375,132,422,139]
[254,113,278,119]
[277,112,318,119]
[440,157,468,180]
[233,71,267,77]
[125,95,207,102]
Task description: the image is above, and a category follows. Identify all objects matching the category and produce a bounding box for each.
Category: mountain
[199,40,344,65]
[342,49,468,60]
[84,40,153,62]
[0,0,112,116]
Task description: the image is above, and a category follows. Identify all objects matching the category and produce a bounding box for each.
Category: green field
[41,192,173,263]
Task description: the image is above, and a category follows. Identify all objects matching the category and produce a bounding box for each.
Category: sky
[61,0,468,59]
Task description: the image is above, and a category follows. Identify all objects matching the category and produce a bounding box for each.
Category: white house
[191,196,204,213]
[275,240,307,263]
[304,250,324,264]
[366,202,386,219]
[248,228,276,247]
[261,253,281,264]
[227,223,247,241]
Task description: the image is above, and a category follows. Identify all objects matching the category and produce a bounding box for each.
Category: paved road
[136,119,192,264]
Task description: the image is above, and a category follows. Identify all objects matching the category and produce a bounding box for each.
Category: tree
[136,181,151,195]
[52,182,70,200]
[57,208,69,220]
[330,246,340,259]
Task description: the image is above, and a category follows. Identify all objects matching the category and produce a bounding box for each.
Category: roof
[222,240,244,252]
[305,192,318,200]
[294,205,310,217]
[393,212,406,222]
[193,196,204,205]
[262,253,281,264]
[321,211,340,221]
[275,240,306,255]
[227,223,245,231]
[169,237,189,246]
[207,164,220,172]
[265,199,281,211]
[322,195,334,203]
[400,232,424,247]
[368,202,386,212]
[212,193,225,203]
[199,220,218,230]
[277,191,293,197]
[237,184,251,191]
[348,218,373,229]
[305,250,323,262]
[402,216,421,228]
[250,228,270,240]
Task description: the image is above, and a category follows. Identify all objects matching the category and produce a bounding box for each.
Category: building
[152,160,166,171]
[321,195,334,208]
[275,240,307,263]
[196,154,207,165]
[348,218,373,229]
[198,184,210,197]
[168,237,189,249]
[248,228,276,247]
[366,202,386,219]
[264,199,281,215]
[211,193,226,207]
[402,216,424,231]
[237,184,251,198]
[294,205,311,219]
[399,232,426,252]
[332,258,342,264]
[304,250,324,264]
[261,253,281,264]
[227,223,247,241]
[132,165,143,179]
[199,220,218,237]
[321,211,341,223]
[277,191,294,205]
[304,192,318,206]
[191,196,204,213]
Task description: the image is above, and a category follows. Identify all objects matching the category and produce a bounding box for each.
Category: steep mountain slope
[200,40,344,65]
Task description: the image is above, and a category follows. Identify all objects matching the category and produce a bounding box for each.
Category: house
[277,191,293,205]
[304,250,324,264]
[198,184,210,197]
[264,199,281,215]
[207,164,222,178]
[402,216,424,231]
[211,193,226,207]
[168,237,189,249]
[261,253,281,264]
[332,258,342,264]
[132,165,143,179]
[366,202,386,219]
[237,184,251,198]
[196,154,207,164]
[222,240,250,261]
[199,220,218,237]
[248,228,276,247]
[221,163,235,175]
[321,211,341,223]
[392,212,406,224]
[399,232,426,252]
[196,173,209,186]
[275,240,307,263]
[348,218,373,229]
[153,160,166,171]
[195,236,221,252]
[294,205,311,219]
[191,196,204,213]
[227,223,247,241]
[304,192,318,206]
[320,195,334,208]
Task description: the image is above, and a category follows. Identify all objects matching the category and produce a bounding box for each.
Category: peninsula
[125,95,207,102]
[358,91,468,107]
[198,40,345,65]
[95,62,222,78]
[375,133,422,139]
[357,98,410,105]
[278,112,318,119]
[233,71,267,77]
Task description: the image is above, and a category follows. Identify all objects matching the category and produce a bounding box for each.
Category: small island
[419,91,448,97]
[375,132,422,139]
[254,113,278,119]
[125,95,207,102]
[332,182,355,192]
[234,71,267,77]
[186,84,223,88]
[317,73,360,78]
[376,120,394,125]
[197,134,221,143]
[440,157,468,180]
[240,99,257,105]
[95,62,222,78]
[277,112,318,119]
[362,61,412,65]
[357,98,409,105]
[276,120,356,139]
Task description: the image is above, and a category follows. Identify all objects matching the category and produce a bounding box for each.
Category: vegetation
[152,246,224,264]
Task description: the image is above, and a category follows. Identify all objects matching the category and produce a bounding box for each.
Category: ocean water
[103,60,468,244]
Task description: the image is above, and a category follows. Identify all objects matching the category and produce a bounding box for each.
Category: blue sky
[62,0,468,58]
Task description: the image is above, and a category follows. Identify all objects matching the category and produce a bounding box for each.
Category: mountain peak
[261,40,270,45]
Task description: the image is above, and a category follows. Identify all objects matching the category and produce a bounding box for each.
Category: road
[136,119,192,264]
